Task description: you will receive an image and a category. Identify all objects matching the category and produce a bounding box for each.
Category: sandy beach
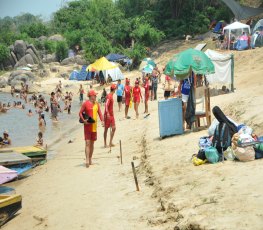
[2,41,263,230]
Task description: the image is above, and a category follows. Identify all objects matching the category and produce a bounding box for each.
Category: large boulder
[9,70,35,85]
[14,40,27,60]
[60,55,87,66]
[14,54,35,68]
[38,36,47,41]
[10,51,18,64]
[27,44,41,60]
[42,53,57,63]
[26,48,39,64]
[48,34,64,42]
[0,73,9,88]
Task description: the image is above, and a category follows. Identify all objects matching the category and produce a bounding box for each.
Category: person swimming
[27,109,33,116]
[2,131,11,145]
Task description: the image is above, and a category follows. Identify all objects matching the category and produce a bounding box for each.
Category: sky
[0,0,72,20]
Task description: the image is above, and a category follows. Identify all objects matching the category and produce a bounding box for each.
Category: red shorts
[133,97,140,103]
[145,93,149,102]
[125,97,131,106]
[104,116,115,129]
[84,129,97,141]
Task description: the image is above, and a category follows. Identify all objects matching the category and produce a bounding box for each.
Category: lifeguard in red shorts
[142,77,150,114]
[124,78,132,119]
[133,80,142,119]
[79,90,103,168]
[104,84,116,148]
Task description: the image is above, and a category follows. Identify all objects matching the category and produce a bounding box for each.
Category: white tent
[102,62,124,82]
[223,22,251,49]
[204,49,234,90]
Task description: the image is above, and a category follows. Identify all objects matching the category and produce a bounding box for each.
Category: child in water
[35,132,43,147]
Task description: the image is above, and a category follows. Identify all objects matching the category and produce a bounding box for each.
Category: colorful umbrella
[142,64,154,74]
[139,58,156,70]
[165,48,215,80]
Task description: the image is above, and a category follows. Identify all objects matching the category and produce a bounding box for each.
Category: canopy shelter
[204,49,234,91]
[102,62,124,82]
[221,0,263,20]
[223,21,251,49]
[142,64,154,74]
[105,53,127,62]
[87,57,116,71]
[165,48,215,80]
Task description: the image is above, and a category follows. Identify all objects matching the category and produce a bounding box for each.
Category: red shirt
[133,86,142,99]
[79,100,103,132]
[105,93,114,117]
[124,85,132,99]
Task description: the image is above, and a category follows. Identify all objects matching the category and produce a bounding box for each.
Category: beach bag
[79,112,95,124]
[164,80,175,91]
[234,146,255,162]
[223,147,236,161]
[205,146,219,163]
[192,156,207,166]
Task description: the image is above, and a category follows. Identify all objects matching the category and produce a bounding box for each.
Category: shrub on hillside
[0,44,10,68]
[55,41,68,62]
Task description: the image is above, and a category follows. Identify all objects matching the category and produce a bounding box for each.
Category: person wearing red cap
[104,84,116,148]
[142,77,150,114]
[79,89,104,168]
[133,80,142,119]
[124,78,132,119]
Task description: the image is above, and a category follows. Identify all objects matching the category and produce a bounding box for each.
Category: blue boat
[8,163,33,176]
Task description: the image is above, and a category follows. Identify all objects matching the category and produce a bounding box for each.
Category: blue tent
[106,53,127,62]
[69,70,79,80]
[77,65,88,81]
[213,21,225,33]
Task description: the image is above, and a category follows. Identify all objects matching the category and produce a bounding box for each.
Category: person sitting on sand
[2,131,11,145]
[35,131,43,147]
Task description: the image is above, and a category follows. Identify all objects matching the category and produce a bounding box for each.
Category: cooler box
[158,98,183,138]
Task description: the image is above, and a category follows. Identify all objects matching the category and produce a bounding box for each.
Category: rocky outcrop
[8,70,36,86]
[42,53,57,63]
[0,73,9,88]
[2,41,42,69]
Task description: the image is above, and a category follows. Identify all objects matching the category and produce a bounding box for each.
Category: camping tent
[87,57,116,71]
[204,49,234,91]
[251,19,263,48]
[106,53,127,62]
[223,21,251,49]
[77,65,88,81]
[69,70,79,80]
[102,62,124,82]
[252,19,263,33]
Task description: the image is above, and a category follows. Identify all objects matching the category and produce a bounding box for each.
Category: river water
[0,92,81,148]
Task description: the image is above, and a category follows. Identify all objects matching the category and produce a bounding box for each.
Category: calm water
[0,93,81,147]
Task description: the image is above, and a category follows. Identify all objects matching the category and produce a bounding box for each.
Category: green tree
[55,41,68,62]
[0,44,10,69]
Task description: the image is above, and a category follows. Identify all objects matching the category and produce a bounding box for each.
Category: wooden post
[131,162,139,191]
[231,54,234,92]
[119,140,123,164]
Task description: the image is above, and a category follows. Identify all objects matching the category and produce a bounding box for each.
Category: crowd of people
[0,80,76,148]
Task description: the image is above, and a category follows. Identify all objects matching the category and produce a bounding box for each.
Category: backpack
[212,122,232,154]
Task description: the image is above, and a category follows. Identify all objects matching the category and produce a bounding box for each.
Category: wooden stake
[131,162,139,191]
[119,140,123,164]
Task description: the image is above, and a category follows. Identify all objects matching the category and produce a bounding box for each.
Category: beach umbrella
[165,48,215,80]
[139,58,156,70]
[142,64,154,74]
[87,57,116,71]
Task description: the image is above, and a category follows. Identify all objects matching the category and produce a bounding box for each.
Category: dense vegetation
[0,0,245,67]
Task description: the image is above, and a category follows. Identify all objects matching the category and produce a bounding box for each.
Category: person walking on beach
[79,90,104,168]
[116,79,124,112]
[50,92,59,121]
[142,77,150,114]
[124,78,132,119]
[133,80,142,119]
[151,75,158,100]
[78,84,84,104]
[104,84,116,148]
